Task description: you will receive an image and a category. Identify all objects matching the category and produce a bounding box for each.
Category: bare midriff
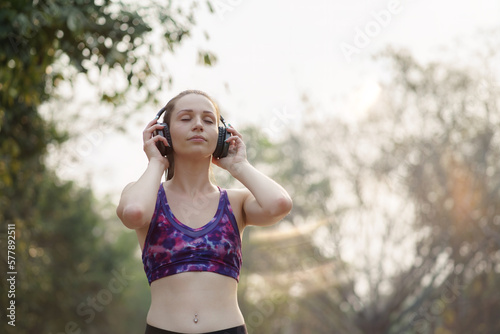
[146,271,245,333]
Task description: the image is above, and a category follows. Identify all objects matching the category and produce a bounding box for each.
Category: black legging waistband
[145,323,247,334]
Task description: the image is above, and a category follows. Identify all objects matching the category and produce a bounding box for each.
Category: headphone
[153,106,231,159]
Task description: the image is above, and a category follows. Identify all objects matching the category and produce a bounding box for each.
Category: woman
[116,90,293,334]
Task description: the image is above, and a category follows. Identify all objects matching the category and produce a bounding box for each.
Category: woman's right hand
[143,118,170,169]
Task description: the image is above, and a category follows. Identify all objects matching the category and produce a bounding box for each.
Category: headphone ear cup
[221,127,230,158]
[213,126,230,159]
[154,123,173,156]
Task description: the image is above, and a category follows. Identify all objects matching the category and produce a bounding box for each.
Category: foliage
[373,48,500,334]
[3,170,145,333]
[231,45,500,333]
[0,0,211,332]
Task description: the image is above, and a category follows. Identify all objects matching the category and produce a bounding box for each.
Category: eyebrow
[177,109,215,115]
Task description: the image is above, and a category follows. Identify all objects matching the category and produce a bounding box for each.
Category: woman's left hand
[212,126,248,175]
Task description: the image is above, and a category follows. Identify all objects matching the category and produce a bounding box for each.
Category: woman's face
[169,93,219,158]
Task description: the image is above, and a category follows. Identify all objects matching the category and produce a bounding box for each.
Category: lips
[188,135,206,141]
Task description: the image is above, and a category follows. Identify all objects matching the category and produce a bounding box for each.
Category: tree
[297,46,500,334]
[369,47,500,334]
[226,40,500,333]
[0,0,214,332]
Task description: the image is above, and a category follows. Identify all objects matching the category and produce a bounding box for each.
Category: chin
[177,148,215,159]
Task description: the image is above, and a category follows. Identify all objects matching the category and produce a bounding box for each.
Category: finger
[146,134,169,147]
[145,118,159,130]
[143,120,158,141]
[226,132,244,143]
[149,123,166,133]
[144,136,170,157]
[154,134,170,146]
[143,123,166,142]
[227,127,243,138]
[226,136,243,152]
[225,135,239,143]
[225,128,242,142]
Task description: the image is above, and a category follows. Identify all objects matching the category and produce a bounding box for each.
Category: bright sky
[47,0,500,201]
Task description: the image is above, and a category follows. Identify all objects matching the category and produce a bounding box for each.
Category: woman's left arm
[212,127,292,227]
[232,161,293,227]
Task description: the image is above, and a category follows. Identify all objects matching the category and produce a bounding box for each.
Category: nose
[192,116,204,131]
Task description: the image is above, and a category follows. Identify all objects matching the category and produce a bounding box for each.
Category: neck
[167,155,216,197]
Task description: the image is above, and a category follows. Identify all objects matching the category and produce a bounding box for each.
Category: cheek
[168,122,188,147]
[168,125,181,144]
[208,127,219,150]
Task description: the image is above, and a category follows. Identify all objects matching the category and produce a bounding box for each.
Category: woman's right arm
[116,118,169,230]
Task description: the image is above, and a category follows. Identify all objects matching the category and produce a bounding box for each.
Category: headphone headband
[155,106,167,120]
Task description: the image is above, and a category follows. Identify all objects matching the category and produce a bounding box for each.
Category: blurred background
[1,0,500,333]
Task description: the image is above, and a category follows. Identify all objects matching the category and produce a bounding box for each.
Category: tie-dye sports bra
[142,184,242,285]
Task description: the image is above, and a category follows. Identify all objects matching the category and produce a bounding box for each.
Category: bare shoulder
[121,181,136,193]
[225,188,251,231]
